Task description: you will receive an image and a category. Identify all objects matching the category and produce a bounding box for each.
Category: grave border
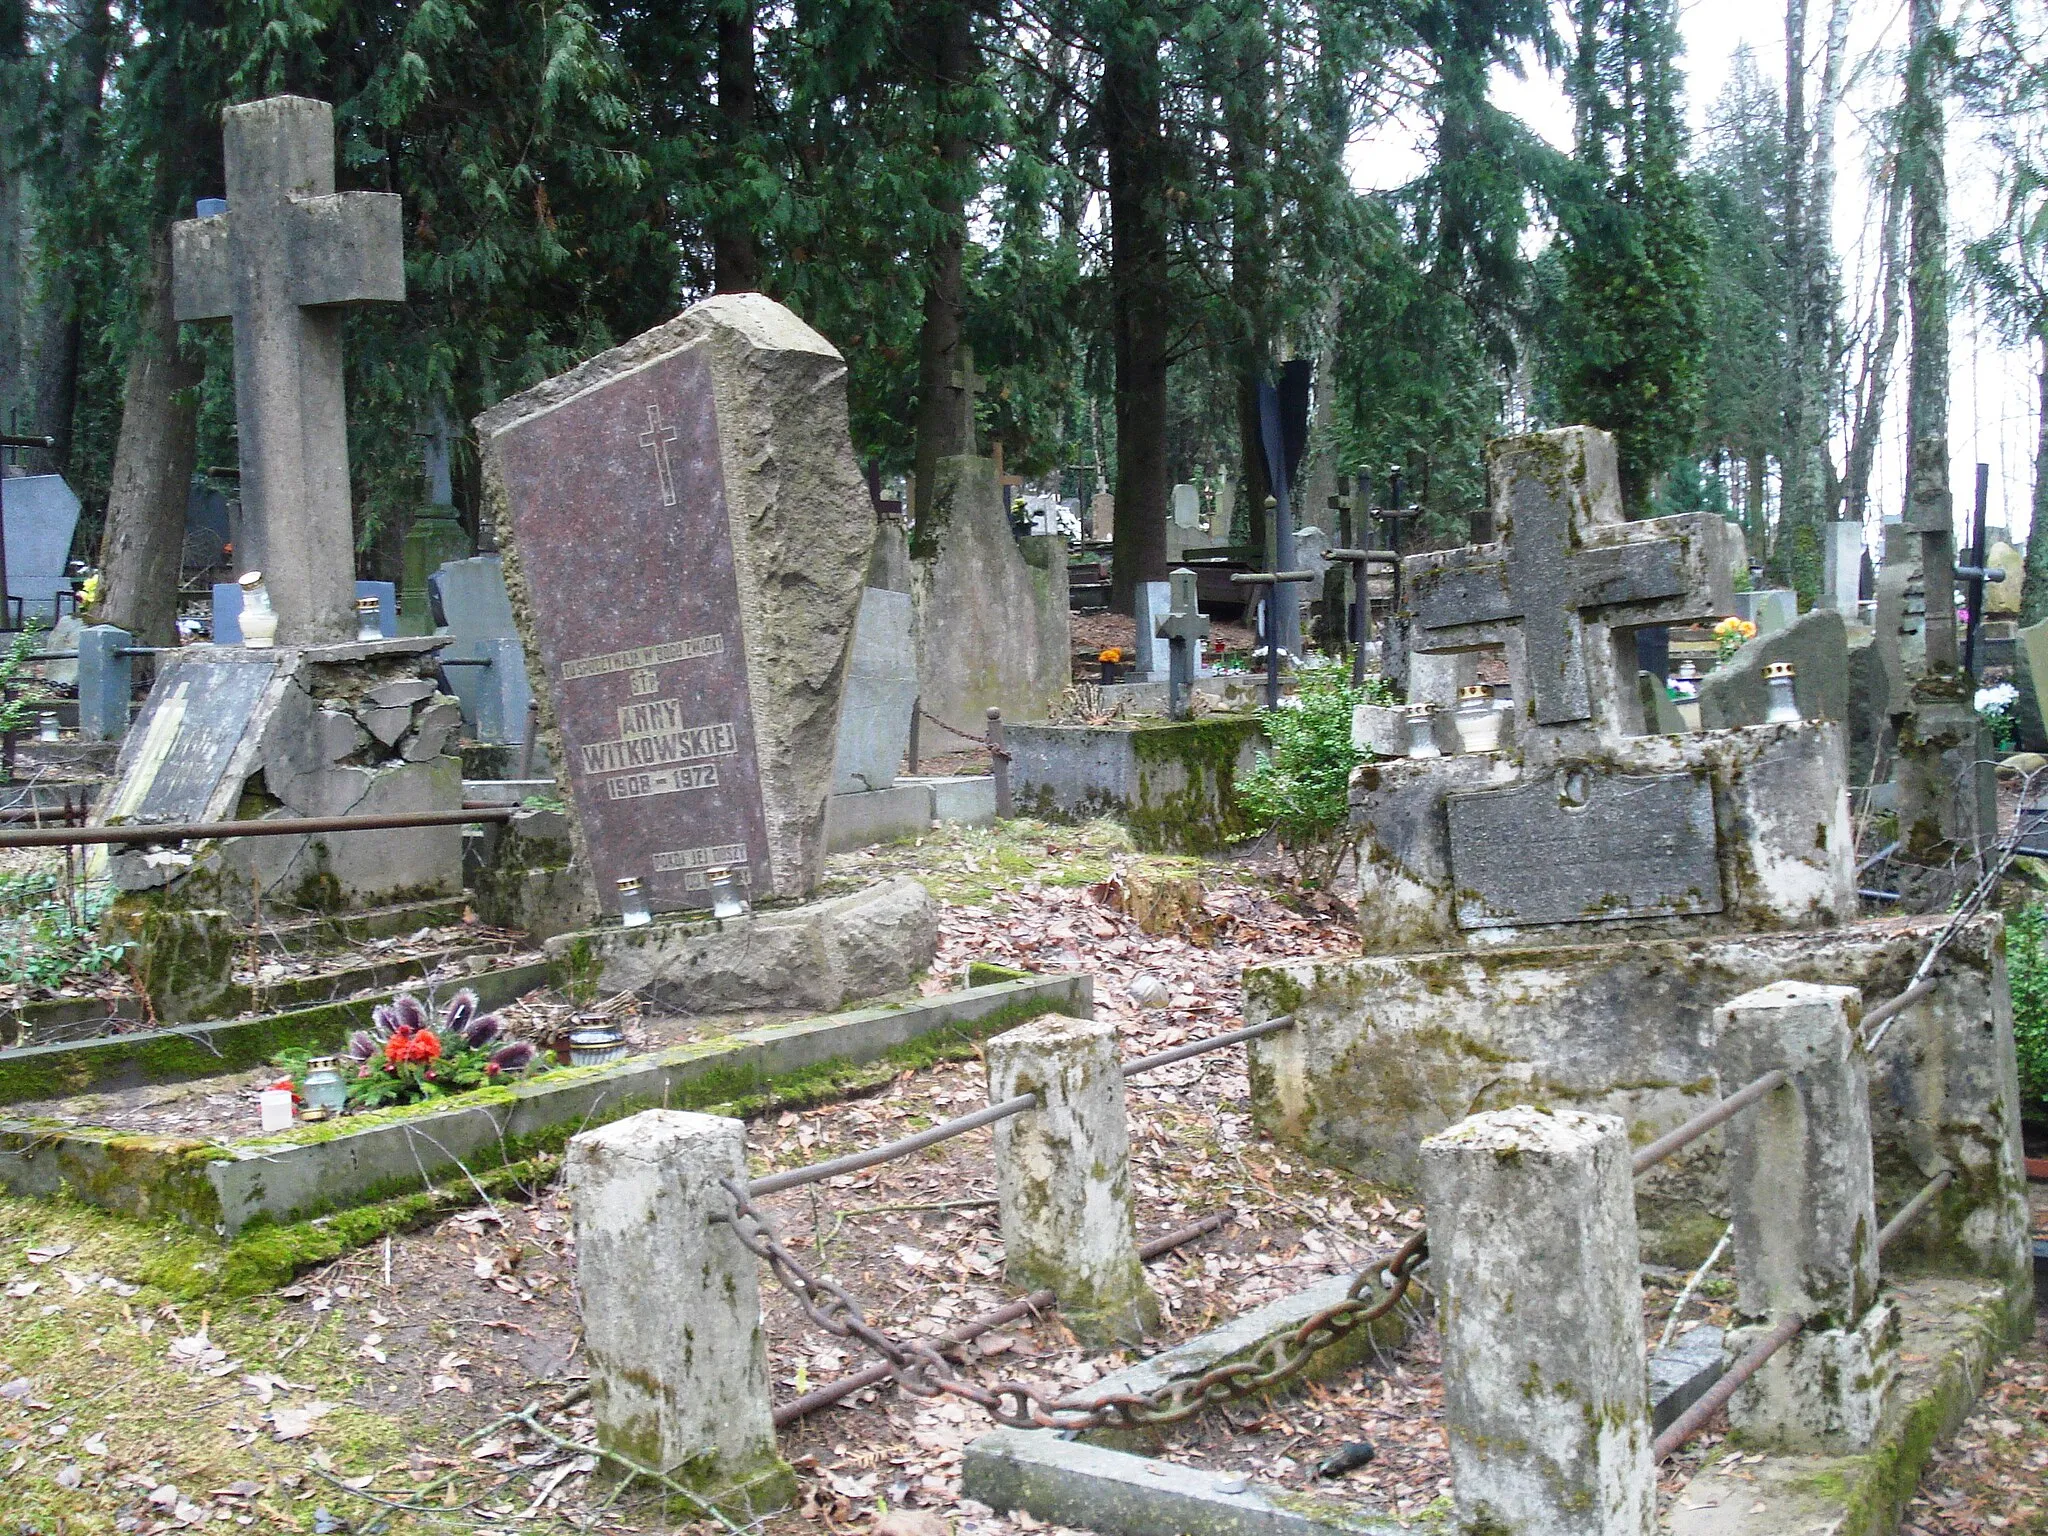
[0,970,1090,1236]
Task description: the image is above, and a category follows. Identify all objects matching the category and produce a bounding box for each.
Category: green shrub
[2005,903,2048,1118]
[1240,661,1392,888]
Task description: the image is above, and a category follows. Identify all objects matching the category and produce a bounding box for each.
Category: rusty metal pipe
[1632,1069,1790,1176]
[1877,1169,1953,1254]
[1124,1015,1295,1077]
[0,806,514,849]
[747,1094,1040,1198]
[1652,1312,1806,1461]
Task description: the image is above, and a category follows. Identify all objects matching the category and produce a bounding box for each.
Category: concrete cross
[1154,567,1211,721]
[1402,428,1737,732]
[173,96,404,645]
[949,345,987,453]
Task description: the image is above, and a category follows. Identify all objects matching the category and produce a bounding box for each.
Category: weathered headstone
[1088,490,1114,543]
[479,293,870,915]
[399,404,474,635]
[1734,586,1798,636]
[173,96,404,643]
[1984,538,2024,616]
[1698,608,1849,733]
[1822,522,1865,618]
[1154,568,1210,722]
[431,555,535,750]
[1,474,80,624]
[831,587,918,793]
[1171,482,1200,528]
[1128,579,1173,681]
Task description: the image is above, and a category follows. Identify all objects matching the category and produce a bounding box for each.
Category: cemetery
[1,5,2047,1532]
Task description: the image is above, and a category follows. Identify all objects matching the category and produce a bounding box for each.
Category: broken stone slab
[363,677,438,710]
[545,876,937,1014]
[400,697,462,762]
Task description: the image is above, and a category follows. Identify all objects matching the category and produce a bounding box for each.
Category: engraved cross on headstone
[173,95,404,645]
[1154,567,1211,721]
[1402,428,1737,734]
[640,405,680,506]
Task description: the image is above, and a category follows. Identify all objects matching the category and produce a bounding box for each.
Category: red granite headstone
[490,345,771,915]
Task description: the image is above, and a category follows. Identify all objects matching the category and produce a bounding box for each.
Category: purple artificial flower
[485,1041,537,1076]
[392,994,427,1032]
[462,1012,502,1050]
[370,1003,396,1036]
[442,988,479,1037]
[348,1030,378,1060]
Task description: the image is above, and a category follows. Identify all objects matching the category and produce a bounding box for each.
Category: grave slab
[832,586,918,793]
[1,473,80,623]
[1008,715,1264,852]
[480,294,870,916]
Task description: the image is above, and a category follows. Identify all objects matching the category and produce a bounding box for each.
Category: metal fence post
[986,706,1011,817]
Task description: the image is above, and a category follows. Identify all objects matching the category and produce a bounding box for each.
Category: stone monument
[399,404,474,635]
[173,95,404,643]
[479,293,873,916]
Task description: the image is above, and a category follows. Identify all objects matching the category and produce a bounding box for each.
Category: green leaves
[1238,661,1381,889]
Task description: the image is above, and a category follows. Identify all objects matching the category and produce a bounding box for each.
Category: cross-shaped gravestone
[948,345,987,454]
[1155,568,1211,721]
[172,96,404,645]
[1402,427,1738,734]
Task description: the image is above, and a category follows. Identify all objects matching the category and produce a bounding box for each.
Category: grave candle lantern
[354,595,383,642]
[1405,703,1441,759]
[1452,684,1503,754]
[301,1057,348,1116]
[615,876,651,927]
[1763,661,1801,723]
[706,864,748,920]
[38,713,59,742]
[237,570,278,648]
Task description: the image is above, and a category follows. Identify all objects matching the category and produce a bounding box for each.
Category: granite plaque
[489,345,771,915]
[1445,766,1722,929]
[100,652,287,826]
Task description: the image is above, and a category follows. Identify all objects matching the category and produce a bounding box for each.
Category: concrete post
[566,1110,795,1515]
[987,706,1012,817]
[1714,981,1894,1452]
[1420,1107,1654,1536]
[75,625,132,741]
[986,1014,1158,1347]
[1868,955,2033,1332]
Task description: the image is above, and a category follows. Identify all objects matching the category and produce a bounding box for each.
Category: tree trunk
[711,0,761,294]
[94,224,201,646]
[1744,449,1768,561]
[908,0,974,550]
[25,0,111,478]
[2024,333,2048,625]
[1103,17,1170,610]
[1226,23,1270,560]
[1772,0,1826,598]
[1841,148,1904,528]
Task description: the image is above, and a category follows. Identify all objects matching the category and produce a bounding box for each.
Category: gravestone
[2016,616,2048,754]
[1154,568,1210,721]
[832,587,918,793]
[1128,580,1173,681]
[1171,482,1200,528]
[172,95,404,643]
[1734,587,1798,636]
[183,481,233,574]
[479,293,871,915]
[1089,490,1114,543]
[400,404,474,635]
[1822,523,1865,618]
[1698,608,1849,734]
[1,474,80,623]
[1984,539,2024,616]
[431,555,535,750]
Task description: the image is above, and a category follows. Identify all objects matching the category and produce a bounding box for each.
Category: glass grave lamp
[1404,702,1441,759]
[1451,684,1503,754]
[237,571,278,648]
[354,595,383,642]
[38,713,60,742]
[615,876,652,928]
[706,865,749,920]
[1763,661,1801,723]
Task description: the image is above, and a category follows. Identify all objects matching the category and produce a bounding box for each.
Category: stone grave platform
[1243,913,2025,1279]
[1008,714,1265,852]
[0,966,1087,1236]
[545,875,937,1015]
[824,772,997,852]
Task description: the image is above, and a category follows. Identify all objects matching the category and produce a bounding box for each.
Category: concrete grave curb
[0,970,1089,1235]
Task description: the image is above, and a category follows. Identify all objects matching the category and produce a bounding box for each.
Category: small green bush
[1240,661,1393,888]
[2004,903,2048,1118]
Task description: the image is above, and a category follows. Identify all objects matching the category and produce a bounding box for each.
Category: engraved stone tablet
[480,295,871,915]
[1446,767,1722,929]
[101,651,289,826]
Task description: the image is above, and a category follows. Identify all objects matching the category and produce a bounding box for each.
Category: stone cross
[1154,567,1210,721]
[173,96,404,645]
[949,345,987,454]
[1403,427,1737,734]
[638,404,680,506]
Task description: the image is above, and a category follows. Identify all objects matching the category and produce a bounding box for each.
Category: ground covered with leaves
[1,818,2043,1536]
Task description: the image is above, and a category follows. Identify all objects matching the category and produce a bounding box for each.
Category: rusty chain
[914,705,1012,761]
[717,1175,1427,1431]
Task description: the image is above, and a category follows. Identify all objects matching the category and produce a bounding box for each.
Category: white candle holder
[1763,661,1801,723]
[238,570,278,648]
[354,595,383,642]
[616,876,652,927]
[1451,684,1503,754]
[1405,703,1441,759]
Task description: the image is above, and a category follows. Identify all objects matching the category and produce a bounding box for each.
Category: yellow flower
[1098,647,1123,663]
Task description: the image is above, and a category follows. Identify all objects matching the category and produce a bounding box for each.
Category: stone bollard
[987,706,1012,817]
[1421,1106,1654,1536]
[76,625,132,741]
[566,1110,795,1515]
[1714,981,1894,1452]
[987,1014,1158,1347]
